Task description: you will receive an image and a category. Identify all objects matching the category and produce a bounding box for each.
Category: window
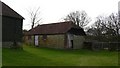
[42,35,47,40]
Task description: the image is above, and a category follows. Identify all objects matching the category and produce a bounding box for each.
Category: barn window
[42,35,47,40]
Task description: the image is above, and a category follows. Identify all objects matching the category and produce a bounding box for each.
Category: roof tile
[1,1,24,19]
[27,21,85,35]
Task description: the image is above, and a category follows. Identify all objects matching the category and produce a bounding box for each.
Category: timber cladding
[2,1,24,48]
[2,16,23,42]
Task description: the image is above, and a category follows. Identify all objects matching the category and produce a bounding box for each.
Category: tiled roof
[27,21,86,35]
[1,1,24,19]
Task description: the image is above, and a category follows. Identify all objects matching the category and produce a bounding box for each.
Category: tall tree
[28,7,42,29]
[107,13,120,35]
[85,13,120,42]
[64,10,91,28]
[86,13,120,36]
[91,16,106,36]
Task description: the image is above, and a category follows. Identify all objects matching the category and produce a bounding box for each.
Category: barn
[1,1,24,48]
[25,21,86,49]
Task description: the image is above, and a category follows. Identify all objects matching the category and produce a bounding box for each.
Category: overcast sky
[1,0,120,30]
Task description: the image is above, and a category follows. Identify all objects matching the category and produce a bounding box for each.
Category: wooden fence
[83,42,120,51]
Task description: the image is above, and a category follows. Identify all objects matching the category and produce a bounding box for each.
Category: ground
[0,48,2,67]
[2,44,119,66]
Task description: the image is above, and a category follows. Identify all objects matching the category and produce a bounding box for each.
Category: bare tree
[90,16,106,36]
[28,7,42,29]
[85,13,120,42]
[97,13,120,36]
[64,10,91,28]
[107,13,120,35]
[87,13,120,36]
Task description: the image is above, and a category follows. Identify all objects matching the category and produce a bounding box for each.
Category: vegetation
[63,11,120,42]
[64,10,91,28]
[85,12,120,43]
[0,48,2,67]
[86,13,120,36]
[28,7,42,29]
[2,44,118,66]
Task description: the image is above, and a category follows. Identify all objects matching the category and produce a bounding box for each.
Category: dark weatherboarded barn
[1,1,24,48]
[25,21,86,49]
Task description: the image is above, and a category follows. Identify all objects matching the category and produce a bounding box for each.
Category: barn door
[34,35,39,46]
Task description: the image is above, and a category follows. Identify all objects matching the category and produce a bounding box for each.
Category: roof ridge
[27,21,85,35]
[38,21,73,26]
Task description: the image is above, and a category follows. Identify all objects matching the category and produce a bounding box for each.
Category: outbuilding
[25,21,86,49]
[1,1,24,48]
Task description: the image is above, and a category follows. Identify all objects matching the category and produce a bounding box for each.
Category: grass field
[0,48,2,67]
[2,45,119,66]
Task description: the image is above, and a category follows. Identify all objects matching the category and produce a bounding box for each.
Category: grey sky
[1,0,120,30]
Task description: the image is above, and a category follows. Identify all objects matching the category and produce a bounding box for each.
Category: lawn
[2,44,119,66]
[0,48,2,67]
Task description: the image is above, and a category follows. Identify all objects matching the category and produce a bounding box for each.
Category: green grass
[0,48,2,67]
[2,45,119,66]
